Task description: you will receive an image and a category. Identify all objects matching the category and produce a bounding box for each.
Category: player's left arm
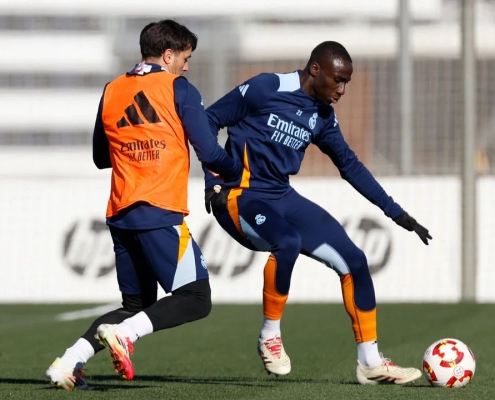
[92,91,112,169]
[314,113,432,245]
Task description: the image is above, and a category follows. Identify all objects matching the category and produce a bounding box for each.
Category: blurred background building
[0,0,494,303]
[0,0,494,176]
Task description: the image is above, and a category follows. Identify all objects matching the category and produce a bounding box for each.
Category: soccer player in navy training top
[204,41,432,385]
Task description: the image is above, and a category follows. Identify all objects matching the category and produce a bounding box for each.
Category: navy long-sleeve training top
[206,70,404,219]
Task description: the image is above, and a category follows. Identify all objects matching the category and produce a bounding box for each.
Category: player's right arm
[206,73,277,135]
[174,77,242,180]
[204,73,278,189]
[92,90,112,169]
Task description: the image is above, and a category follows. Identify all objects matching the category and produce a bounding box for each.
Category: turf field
[0,303,492,399]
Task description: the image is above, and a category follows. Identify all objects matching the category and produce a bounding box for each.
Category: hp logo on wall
[63,219,115,278]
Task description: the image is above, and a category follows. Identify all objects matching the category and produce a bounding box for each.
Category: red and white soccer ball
[422,338,476,388]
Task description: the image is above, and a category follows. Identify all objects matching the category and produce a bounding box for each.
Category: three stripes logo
[238,84,249,97]
[117,91,161,128]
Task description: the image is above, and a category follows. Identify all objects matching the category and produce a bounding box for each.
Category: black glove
[394,212,432,245]
[205,184,228,217]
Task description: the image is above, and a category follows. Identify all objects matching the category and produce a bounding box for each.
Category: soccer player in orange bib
[205,41,432,384]
[46,20,242,390]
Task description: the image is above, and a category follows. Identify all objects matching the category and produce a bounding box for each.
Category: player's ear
[162,49,174,66]
[309,62,320,77]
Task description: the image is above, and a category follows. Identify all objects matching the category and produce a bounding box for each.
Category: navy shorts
[109,220,209,295]
[218,186,364,276]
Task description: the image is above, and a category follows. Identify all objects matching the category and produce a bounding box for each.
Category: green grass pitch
[0,303,493,399]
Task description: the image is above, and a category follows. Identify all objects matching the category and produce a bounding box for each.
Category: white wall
[2,150,492,304]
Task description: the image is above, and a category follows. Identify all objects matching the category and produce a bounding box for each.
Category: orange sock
[263,254,288,320]
[340,274,377,343]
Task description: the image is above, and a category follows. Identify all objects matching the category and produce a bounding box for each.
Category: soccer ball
[422,338,476,388]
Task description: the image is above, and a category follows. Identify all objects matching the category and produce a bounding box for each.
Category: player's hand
[205,185,228,217]
[394,212,432,245]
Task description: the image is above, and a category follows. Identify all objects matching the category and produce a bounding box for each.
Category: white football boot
[257,334,291,376]
[96,324,135,380]
[356,355,422,385]
[46,357,90,391]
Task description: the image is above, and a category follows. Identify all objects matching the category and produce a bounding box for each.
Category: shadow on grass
[0,377,151,391]
[0,376,430,390]
[90,374,332,387]
[338,378,431,388]
[0,378,48,385]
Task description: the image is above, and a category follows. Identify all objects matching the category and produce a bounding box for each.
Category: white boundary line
[55,303,120,321]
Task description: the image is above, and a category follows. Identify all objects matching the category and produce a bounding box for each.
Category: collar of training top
[127,62,167,76]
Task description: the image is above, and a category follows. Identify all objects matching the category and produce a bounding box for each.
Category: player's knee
[122,292,157,313]
[174,279,212,321]
[348,247,369,275]
[196,290,212,320]
[275,231,301,261]
[194,279,212,319]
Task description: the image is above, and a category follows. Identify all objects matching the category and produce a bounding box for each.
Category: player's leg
[96,222,212,378]
[283,189,421,384]
[49,306,141,388]
[131,222,212,331]
[96,281,210,381]
[227,190,299,375]
[283,192,378,349]
[90,226,159,381]
[47,227,158,388]
[216,191,287,354]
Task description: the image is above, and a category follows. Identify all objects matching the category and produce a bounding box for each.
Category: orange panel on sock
[263,254,288,320]
[340,274,377,343]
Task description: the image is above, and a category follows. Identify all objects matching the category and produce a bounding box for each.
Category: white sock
[60,338,95,368]
[260,317,281,341]
[357,340,382,367]
[116,311,154,343]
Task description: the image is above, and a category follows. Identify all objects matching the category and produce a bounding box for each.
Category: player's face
[311,58,353,105]
[164,48,192,75]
